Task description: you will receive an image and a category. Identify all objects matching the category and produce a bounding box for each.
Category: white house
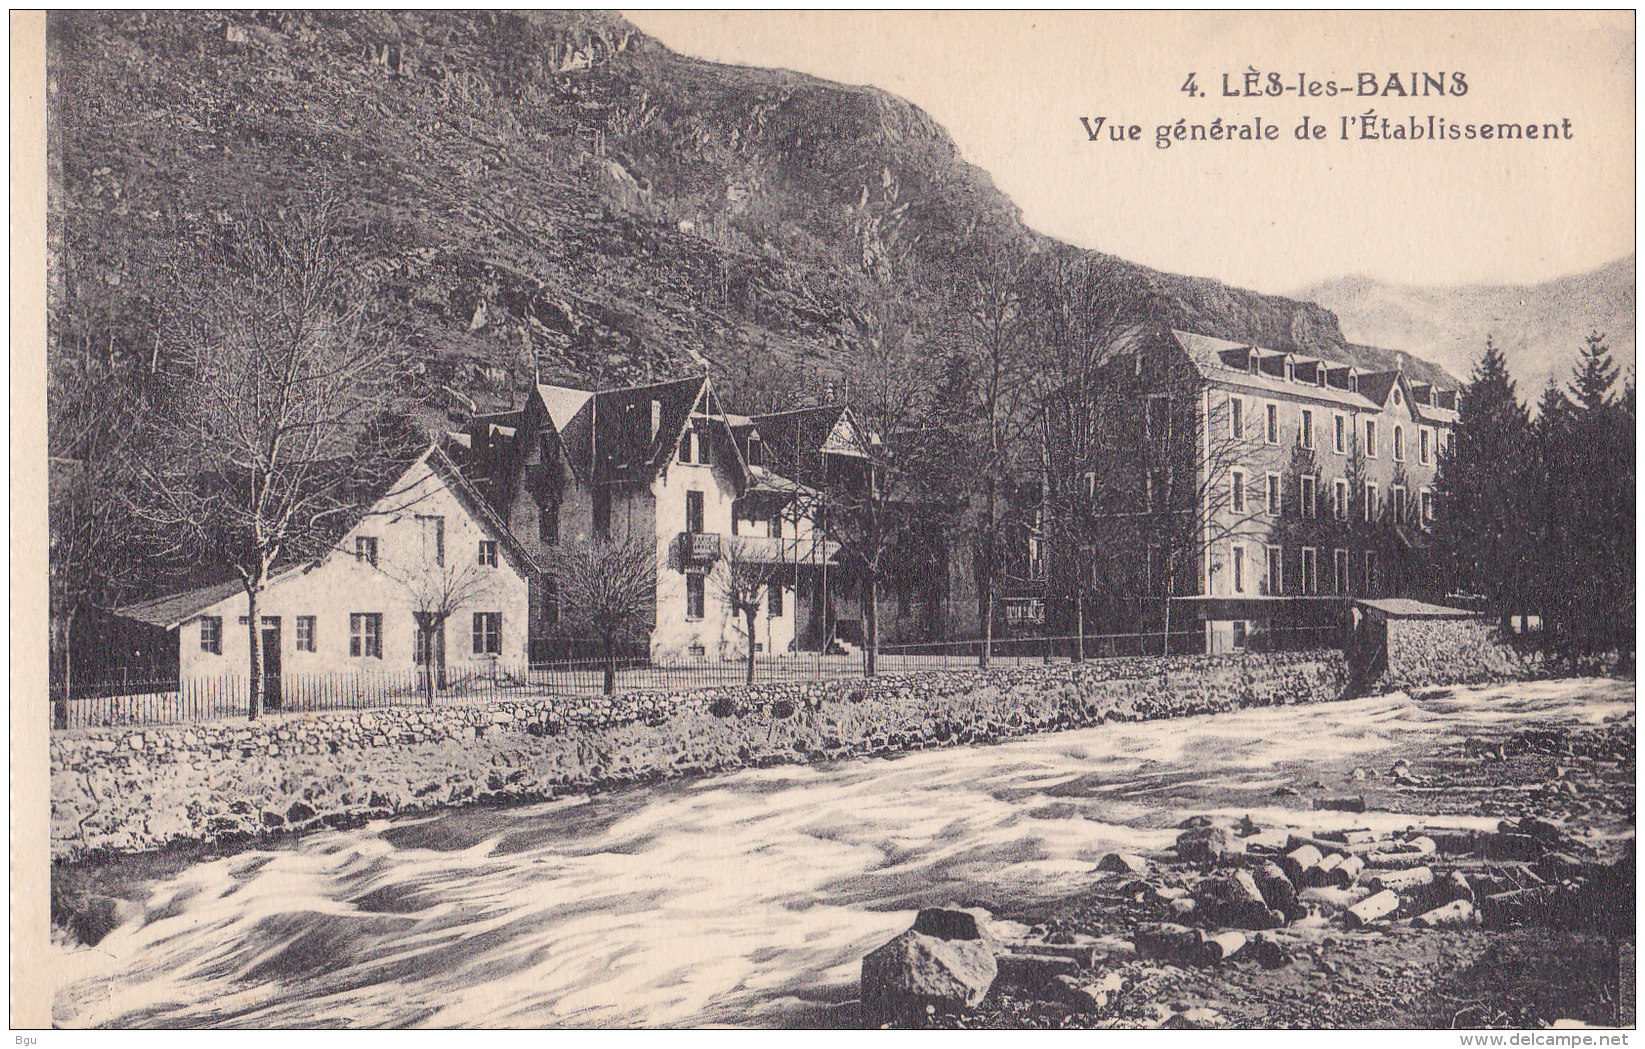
[113,445,536,707]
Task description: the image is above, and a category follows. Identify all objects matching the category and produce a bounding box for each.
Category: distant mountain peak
[1294,256,1635,398]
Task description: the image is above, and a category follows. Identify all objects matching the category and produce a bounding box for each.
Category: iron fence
[55,625,1343,729]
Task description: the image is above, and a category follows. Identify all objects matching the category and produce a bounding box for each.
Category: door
[261,616,282,711]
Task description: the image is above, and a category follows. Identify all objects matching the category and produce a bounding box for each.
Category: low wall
[1382,617,1538,691]
[51,652,1348,861]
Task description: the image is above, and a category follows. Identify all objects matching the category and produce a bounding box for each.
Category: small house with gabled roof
[110,444,536,709]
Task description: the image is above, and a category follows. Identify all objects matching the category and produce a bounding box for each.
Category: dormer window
[1248,354,1260,376]
[1285,360,1295,382]
[746,434,762,467]
[1316,369,1326,388]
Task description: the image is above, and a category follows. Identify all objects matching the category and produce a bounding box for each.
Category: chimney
[1395,351,1405,372]
[650,399,661,443]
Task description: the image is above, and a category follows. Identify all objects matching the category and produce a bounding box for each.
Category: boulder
[1176,825,1245,863]
[861,910,998,1026]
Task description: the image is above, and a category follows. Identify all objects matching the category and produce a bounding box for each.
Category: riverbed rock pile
[860,807,1633,1027]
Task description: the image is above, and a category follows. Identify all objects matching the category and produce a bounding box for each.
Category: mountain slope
[1295,256,1635,400]
[48,10,1455,434]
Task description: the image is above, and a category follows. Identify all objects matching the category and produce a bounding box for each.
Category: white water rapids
[51,678,1633,1029]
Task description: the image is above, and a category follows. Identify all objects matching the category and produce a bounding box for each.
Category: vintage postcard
[14,9,1636,1033]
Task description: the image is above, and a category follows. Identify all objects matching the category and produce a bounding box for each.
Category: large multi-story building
[1040,327,1460,653]
[451,376,843,662]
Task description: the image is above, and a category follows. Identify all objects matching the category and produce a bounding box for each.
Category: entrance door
[261,616,282,711]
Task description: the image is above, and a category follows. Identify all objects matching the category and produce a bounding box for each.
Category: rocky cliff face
[48,10,1407,427]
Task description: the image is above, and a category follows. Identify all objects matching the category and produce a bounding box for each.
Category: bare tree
[132,197,399,719]
[549,536,657,694]
[47,357,170,724]
[712,537,784,685]
[386,556,504,704]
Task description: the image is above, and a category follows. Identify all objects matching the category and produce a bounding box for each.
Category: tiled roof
[1174,331,1459,418]
[1356,370,1400,407]
[113,579,247,629]
[114,443,540,631]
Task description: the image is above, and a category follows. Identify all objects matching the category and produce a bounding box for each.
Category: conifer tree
[1435,337,1537,626]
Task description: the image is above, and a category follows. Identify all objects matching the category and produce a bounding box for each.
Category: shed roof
[1356,597,1480,619]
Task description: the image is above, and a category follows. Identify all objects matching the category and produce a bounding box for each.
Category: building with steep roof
[454,377,843,661]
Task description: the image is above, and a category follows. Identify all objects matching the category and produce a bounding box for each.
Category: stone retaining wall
[51,652,1348,861]
[1382,618,1538,692]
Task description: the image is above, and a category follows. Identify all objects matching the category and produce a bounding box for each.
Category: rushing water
[52,678,1633,1029]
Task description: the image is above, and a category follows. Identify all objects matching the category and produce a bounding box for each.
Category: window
[355,535,379,566]
[1420,427,1432,465]
[539,503,558,544]
[1364,419,1378,458]
[686,489,704,534]
[417,514,446,565]
[1230,397,1244,439]
[349,613,382,658]
[1230,470,1246,514]
[295,615,316,652]
[1266,545,1283,595]
[200,615,222,654]
[686,572,705,619]
[1445,432,1455,458]
[746,434,762,466]
[1393,485,1407,522]
[679,431,694,464]
[1363,550,1378,595]
[1081,470,1097,500]
[1364,482,1378,523]
[1265,403,1279,444]
[1232,544,1246,594]
[1334,414,1347,454]
[1301,474,1317,519]
[1421,489,1435,527]
[1285,360,1295,382]
[593,489,611,539]
[1334,479,1349,521]
[1232,620,1247,650]
[1248,354,1260,376]
[1333,549,1348,595]
[1301,547,1318,595]
[769,507,784,538]
[542,576,560,628]
[769,583,784,616]
[478,539,499,567]
[1299,409,1314,449]
[472,612,501,655]
[1393,425,1405,462]
[1266,473,1281,517]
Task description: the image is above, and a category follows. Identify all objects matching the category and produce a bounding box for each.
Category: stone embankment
[52,652,1345,861]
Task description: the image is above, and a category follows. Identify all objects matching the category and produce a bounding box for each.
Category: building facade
[1042,327,1459,653]
[453,377,840,663]
[112,446,535,705]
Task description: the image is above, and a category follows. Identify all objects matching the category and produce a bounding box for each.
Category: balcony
[678,531,721,565]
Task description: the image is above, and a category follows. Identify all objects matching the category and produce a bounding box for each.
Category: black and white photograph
[17,8,1638,1032]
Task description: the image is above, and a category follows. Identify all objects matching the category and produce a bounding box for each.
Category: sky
[626,11,1634,295]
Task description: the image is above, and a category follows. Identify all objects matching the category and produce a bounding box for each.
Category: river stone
[861,926,998,1026]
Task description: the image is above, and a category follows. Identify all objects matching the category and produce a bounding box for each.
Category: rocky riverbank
[52,654,1346,863]
[870,703,1635,1030]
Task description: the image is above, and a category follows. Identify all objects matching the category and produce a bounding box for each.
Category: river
[50,677,1633,1029]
